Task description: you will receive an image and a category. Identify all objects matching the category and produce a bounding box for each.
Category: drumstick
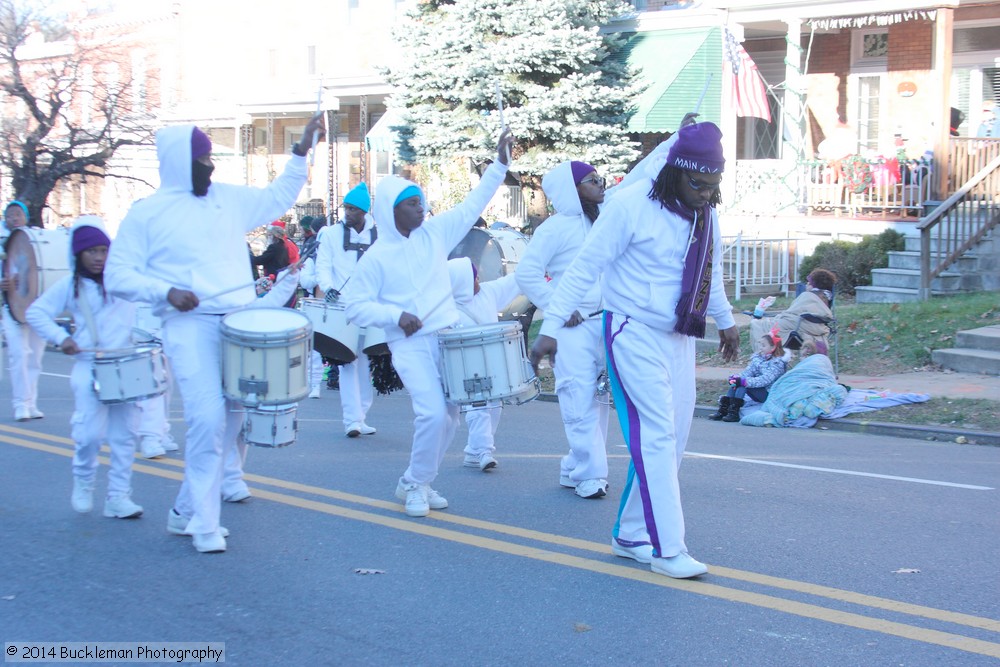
[495,81,511,164]
[694,73,712,115]
[310,77,323,167]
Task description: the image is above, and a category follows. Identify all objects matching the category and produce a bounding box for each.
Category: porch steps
[856,226,1000,303]
[930,325,1000,376]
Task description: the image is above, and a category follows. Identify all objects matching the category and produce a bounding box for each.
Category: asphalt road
[1,352,999,666]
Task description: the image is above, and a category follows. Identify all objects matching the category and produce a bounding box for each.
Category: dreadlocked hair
[73,253,107,301]
[580,200,601,223]
[647,165,722,209]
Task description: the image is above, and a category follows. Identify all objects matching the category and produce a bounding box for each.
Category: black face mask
[192,160,214,197]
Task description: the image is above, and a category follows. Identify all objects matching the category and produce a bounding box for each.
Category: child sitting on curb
[709,329,789,423]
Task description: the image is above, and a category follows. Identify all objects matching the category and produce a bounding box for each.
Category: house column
[782,18,805,163]
[933,7,953,199]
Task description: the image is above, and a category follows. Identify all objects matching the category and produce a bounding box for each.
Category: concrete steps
[931,325,1000,376]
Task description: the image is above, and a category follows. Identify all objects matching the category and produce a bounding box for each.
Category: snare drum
[438,322,539,410]
[2,227,71,323]
[360,326,389,357]
[92,344,168,404]
[300,298,359,363]
[220,307,312,406]
[242,404,297,448]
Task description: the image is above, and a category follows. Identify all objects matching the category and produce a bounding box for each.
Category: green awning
[622,27,722,133]
[365,109,403,153]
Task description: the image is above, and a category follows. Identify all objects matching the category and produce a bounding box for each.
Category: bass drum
[448,226,534,331]
[2,227,72,323]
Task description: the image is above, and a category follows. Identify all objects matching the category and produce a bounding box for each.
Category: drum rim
[93,343,163,362]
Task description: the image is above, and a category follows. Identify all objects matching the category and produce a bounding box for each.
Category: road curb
[534,392,1000,446]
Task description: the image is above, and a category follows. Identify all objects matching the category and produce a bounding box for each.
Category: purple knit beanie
[72,225,111,255]
[570,161,596,184]
[191,127,212,160]
[667,122,725,174]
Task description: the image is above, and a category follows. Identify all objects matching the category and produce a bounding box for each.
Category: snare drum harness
[326,223,377,303]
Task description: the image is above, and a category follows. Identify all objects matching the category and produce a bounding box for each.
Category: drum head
[3,228,41,323]
[449,228,505,282]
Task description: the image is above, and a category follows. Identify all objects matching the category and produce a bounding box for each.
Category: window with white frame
[851,29,889,70]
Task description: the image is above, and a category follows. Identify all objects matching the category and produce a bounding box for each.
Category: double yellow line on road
[3,423,999,659]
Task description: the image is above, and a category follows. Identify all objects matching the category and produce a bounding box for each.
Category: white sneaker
[611,538,654,564]
[358,422,377,436]
[103,495,143,519]
[71,479,94,513]
[167,509,229,537]
[192,530,227,553]
[222,487,252,503]
[138,435,166,459]
[160,434,180,452]
[426,487,448,510]
[399,483,429,517]
[559,475,577,489]
[14,406,31,422]
[575,478,608,499]
[464,452,497,471]
[308,386,321,399]
[28,407,44,419]
[394,479,447,511]
[650,552,708,579]
[345,422,362,438]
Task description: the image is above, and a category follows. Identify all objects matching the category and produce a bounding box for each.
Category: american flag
[724,29,772,122]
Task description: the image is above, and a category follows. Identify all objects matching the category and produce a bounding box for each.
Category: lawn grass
[525,292,1000,433]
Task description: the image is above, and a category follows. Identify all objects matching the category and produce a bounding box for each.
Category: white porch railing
[720,233,802,301]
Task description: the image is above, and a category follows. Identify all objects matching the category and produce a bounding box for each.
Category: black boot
[721,397,745,422]
[708,396,730,421]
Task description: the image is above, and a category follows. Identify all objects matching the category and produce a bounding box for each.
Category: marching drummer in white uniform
[25,217,144,518]
[0,200,47,422]
[516,161,610,500]
[316,183,378,438]
[105,117,323,553]
[446,257,522,471]
[342,130,513,518]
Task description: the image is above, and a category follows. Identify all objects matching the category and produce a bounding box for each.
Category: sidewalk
[695,365,1000,402]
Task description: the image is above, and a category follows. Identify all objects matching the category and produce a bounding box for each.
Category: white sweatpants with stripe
[605,312,695,559]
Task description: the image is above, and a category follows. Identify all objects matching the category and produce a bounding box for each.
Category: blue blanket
[737,355,928,428]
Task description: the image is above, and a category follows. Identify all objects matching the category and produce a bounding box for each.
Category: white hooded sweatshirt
[516,161,602,313]
[447,257,521,327]
[26,216,136,357]
[316,215,377,295]
[342,161,508,343]
[105,125,308,318]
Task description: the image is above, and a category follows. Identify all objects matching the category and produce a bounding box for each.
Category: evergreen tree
[383,0,642,190]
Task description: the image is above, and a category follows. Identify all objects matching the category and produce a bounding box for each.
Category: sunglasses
[685,173,721,192]
[579,175,605,186]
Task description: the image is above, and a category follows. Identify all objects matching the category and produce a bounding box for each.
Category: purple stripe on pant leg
[603,311,662,556]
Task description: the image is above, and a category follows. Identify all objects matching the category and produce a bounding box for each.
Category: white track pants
[464,401,502,456]
[605,312,695,559]
[3,309,45,412]
[162,314,242,535]
[553,317,609,482]
[388,333,458,486]
[69,360,139,498]
[339,352,373,427]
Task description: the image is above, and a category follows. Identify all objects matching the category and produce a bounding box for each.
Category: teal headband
[393,185,423,208]
[5,200,28,218]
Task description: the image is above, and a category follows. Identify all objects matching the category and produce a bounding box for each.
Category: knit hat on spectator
[667,122,725,174]
[343,183,371,212]
[191,128,212,160]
